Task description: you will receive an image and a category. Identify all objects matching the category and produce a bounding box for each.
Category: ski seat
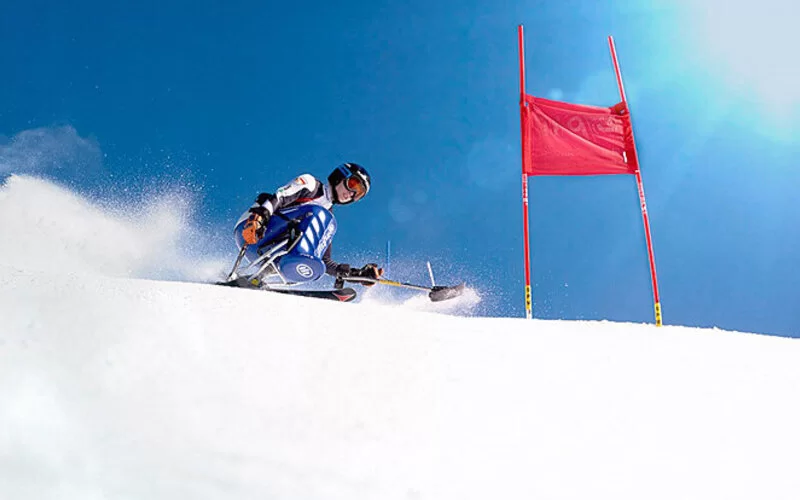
[234,205,337,283]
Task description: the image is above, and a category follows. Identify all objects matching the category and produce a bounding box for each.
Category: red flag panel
[521,95,638,176]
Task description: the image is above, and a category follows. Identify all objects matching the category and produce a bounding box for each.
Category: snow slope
[1,175,799,500]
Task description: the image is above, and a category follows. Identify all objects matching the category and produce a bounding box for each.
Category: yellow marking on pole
[654,302,663,327]
[525,285,532,319]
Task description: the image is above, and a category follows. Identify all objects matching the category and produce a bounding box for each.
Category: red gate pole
[518,25,533,319]
[608,35,663,327]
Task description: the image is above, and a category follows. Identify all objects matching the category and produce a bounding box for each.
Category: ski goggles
[344,175,367,200]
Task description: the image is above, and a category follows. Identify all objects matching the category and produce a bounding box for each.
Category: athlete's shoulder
[293,173,320,187]
[276,173,320,195]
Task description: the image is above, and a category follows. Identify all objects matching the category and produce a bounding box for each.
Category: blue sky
[2,0,798,336]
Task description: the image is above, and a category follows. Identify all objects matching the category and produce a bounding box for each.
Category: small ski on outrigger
[340,275,465,302]
[336,259,465,302]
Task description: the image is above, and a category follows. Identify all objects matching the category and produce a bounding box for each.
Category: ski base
[267,287,357,302]
[216,277,357,302]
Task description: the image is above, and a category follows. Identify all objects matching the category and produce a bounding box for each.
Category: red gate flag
[521,95,638,176]
[517,26,661,325]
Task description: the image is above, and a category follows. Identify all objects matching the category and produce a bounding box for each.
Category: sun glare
[690,1,800,117]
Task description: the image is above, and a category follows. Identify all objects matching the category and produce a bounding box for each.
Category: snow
[1,175,799,499]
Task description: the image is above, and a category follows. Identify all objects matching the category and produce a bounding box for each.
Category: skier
[237,162,383,286]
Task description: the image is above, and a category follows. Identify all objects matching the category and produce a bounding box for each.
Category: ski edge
[215,278,357,302]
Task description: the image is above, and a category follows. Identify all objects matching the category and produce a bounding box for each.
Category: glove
[350,263,384,287]
[335,263,383,286]
[334,264,352,279]
[242,211,268,245]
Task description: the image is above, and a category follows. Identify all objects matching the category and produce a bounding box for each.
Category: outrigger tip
[428,282,466,302]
